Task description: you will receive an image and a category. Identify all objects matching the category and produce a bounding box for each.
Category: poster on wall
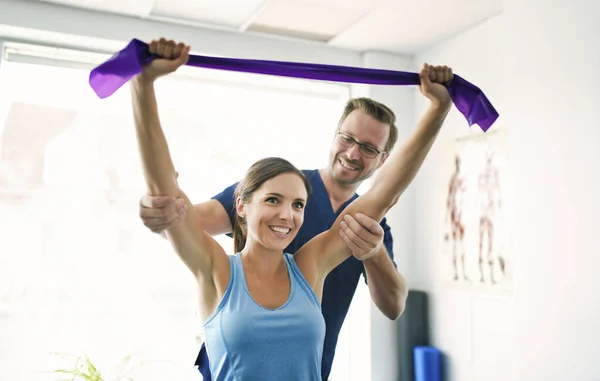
[439,127,513,294]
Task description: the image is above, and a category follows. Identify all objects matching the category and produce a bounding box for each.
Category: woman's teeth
[270,226,291,234]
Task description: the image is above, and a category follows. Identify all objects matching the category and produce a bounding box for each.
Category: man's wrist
[364,244,388,266]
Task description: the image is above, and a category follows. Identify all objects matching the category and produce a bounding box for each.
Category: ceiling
[32,0,503,55]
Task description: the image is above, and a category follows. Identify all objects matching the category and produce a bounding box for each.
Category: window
[0,41,350,380]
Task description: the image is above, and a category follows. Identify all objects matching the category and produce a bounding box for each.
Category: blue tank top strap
[203,254,237,327]
[284,253,321,308]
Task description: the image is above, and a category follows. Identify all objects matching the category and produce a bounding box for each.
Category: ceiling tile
[275,0,379,13]
[150,0,266,27]
[247,0,372,41]
[38,0,156,17]
[329,0,503,53]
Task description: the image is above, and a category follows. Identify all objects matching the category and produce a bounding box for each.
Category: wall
[412,0,600,380]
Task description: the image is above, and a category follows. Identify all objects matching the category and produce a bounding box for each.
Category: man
[138,45,451,378]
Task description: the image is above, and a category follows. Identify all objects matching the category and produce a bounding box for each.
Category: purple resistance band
[89,38,499,131]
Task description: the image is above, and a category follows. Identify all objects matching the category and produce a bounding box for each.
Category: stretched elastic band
[89,38,499,131]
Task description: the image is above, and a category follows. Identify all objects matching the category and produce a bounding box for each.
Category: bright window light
[0,43,351,380]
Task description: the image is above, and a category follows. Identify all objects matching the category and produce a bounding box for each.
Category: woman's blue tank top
[203,253,325,381]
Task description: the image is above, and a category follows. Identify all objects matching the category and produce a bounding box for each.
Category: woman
[131,38,453,380]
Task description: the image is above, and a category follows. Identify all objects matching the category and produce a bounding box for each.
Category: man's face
[328,110,390,186]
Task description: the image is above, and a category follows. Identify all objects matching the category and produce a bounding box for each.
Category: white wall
[412,0,600,380]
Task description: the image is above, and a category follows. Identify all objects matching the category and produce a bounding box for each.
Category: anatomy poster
[439,128,513,294]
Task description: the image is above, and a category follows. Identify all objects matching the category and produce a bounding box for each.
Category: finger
[178,45,191,65]
[176,198,188,213]
[340,220,369,251]
[431,65,440,82]
[441,66,450,84]
[140,205,170,219]
[140,202,182,220]
[353,213,384,235]
[150,200,186,220]
[430,66,439,82]
[140,194,176,209]
[442,66,450,83]
[439,66,448,84]
[419,63,432,87]
[143,212,180,229]
[343,215,377,244]
[148,218,181,233]
[156,37,167,56]
[343,215,381,251]
[143,196,184,218]
[172,42,185,59]
[434,66,445,83]
[148,40,158,55]
[447,67,454,84]
[163,40,176,59]
[339,226,361,254]
[141,199,183,221]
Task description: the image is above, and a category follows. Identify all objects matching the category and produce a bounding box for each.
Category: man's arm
[139,183,237,237]
[192,200,233,236]
[363,243,408,320]
[341,214,407,320]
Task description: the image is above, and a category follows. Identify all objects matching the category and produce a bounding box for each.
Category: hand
[418,63,453,107]
[339,213,384,261]
[139,194,187,233]
[139,38,191,82]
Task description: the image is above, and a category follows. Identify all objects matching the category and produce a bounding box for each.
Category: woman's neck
[240,240,286,278]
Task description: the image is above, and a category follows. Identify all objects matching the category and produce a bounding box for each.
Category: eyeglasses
[335,131,386,159]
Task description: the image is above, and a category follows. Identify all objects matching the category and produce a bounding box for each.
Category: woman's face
[237,173,308,253]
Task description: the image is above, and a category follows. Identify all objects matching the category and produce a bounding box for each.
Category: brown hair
[232,157,312,253]
[337,97,398,153]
